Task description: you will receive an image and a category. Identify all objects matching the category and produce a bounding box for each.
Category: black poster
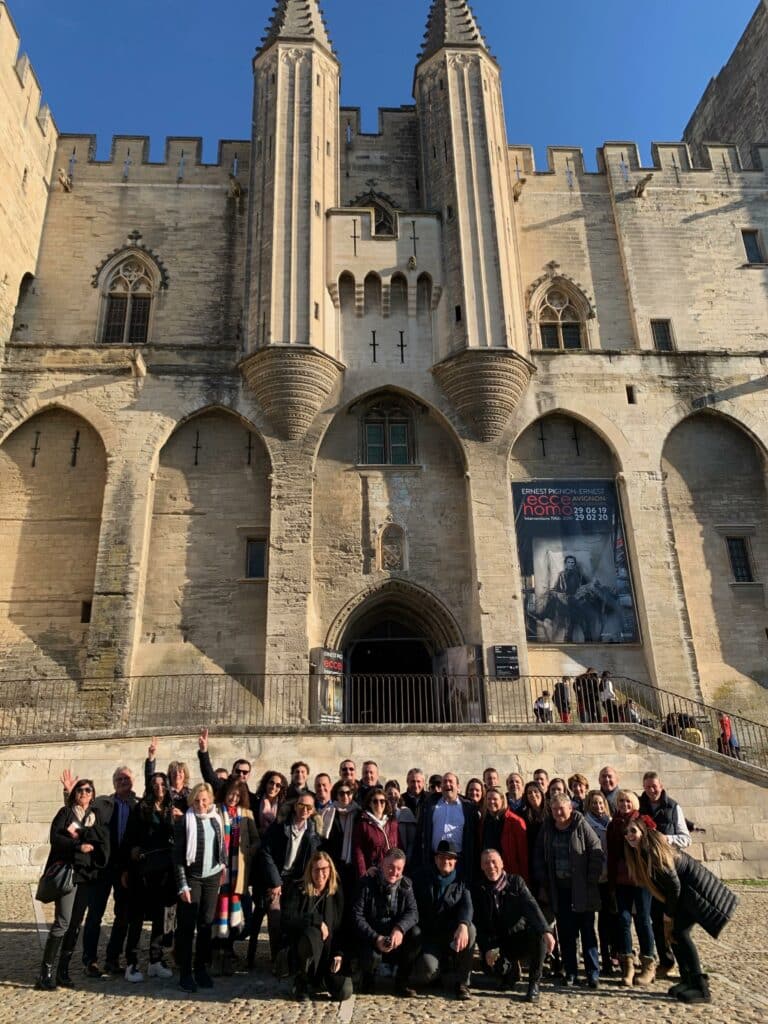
[512,480,639,645]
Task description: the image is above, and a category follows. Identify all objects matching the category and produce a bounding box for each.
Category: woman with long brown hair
[624,816,737,1004]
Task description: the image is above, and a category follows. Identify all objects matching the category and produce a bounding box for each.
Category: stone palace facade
[1,0,768,723]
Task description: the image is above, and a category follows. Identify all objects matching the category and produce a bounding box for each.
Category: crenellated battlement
[53,135,251,186]
[0,1,55,138]
[506,139,768,188]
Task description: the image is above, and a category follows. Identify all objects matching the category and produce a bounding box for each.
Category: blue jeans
[616,884,655,957]
[555,886,599,980]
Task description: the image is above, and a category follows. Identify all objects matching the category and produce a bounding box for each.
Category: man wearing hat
[411,839,475,1001]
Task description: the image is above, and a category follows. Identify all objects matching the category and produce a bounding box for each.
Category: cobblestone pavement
[0,883,765,1024]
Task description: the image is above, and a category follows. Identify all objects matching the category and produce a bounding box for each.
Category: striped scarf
[214,806,243,938]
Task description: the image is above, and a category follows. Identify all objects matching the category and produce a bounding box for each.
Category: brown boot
[634,956,656,987]
[619,954,635,988]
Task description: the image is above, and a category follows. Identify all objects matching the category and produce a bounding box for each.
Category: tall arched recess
[509,413,648,682]
[662,412,768,720]
[135,409,270,677]
[311,390,474,689]
[0,408,107,679]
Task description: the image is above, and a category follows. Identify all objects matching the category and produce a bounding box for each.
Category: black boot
[667,965,691,998]
[56,950,76,989]
[35,933,63,991]
[677,973,711,1004]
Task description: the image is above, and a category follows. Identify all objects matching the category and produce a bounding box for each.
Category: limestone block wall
[340,107,420,212]
[13,134,248,349]
[684,0,768,169]
[135,409,271,677]
[0,408,106,679]
[311,396,474,650]
[0,727,766,880]
[0,1,57,344]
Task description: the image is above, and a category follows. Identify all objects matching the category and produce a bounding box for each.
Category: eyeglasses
[371,798,387,805]
[337,789,352,796]
[296,803,314,811]
[234,768,250,776]
[76,786,93,794]
[341,767,355,774]
[267,780,281,788]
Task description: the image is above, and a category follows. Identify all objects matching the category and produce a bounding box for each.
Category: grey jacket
[534,811,604,914]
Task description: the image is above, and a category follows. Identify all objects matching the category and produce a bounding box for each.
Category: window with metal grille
[651,319,674,352]
[742,229,765,265]
[726,536,754,582]
[101,258,154,344]
[245,539,267,579]
[362,402,414,465]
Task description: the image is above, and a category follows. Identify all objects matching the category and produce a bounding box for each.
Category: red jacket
[352,814,400,878]
[478,809,529,882]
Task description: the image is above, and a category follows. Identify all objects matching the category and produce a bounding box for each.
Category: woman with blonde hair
[173,782,226,993]
[624,816,737,1004]
[280,851,352,1002]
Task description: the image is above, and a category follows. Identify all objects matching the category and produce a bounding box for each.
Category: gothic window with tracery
[537,286,584,350]
[101,257,155,344]
[362,399,414,465]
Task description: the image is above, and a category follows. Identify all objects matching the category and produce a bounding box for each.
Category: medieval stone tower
[2,0,768,726]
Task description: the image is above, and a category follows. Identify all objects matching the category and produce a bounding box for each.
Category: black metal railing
[0,671,765,771]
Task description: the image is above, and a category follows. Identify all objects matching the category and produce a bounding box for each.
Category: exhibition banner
[512,480,639,644]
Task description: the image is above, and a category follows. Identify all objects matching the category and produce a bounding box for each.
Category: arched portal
[326,581,470,724]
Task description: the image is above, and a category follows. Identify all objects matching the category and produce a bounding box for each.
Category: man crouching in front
[474,848,555,1002]
[352,848,420,997]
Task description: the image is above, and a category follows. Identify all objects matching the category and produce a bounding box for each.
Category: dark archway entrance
[327,580,472,725]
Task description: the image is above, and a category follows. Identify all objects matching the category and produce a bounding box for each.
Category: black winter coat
[281,880,346,962]
[411,866,473,943]
[653,852,738,938]
[46,805,110,885]
[258,817,322,890]
[352,872,418,944]
[473,873,552,954]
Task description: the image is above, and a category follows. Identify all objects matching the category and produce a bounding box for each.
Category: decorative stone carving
[380,523,406,571]
[432,348,536,442]
[240,345,344,441]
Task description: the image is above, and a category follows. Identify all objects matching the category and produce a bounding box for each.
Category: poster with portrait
[512,480,639,644]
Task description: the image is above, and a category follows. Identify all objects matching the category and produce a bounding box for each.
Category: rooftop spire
[418,0,492,63]
[258,0,334,57]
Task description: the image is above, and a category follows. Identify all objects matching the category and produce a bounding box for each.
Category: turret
[242,0,344,440]
[416,0,534,440]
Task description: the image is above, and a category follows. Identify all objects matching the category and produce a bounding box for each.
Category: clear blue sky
[8,0,760,169]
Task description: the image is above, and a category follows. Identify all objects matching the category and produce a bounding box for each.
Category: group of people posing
[35,733,737,1006]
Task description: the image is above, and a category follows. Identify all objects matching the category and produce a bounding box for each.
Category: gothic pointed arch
[350,189,399,237]
[93,236,167,345]
[527,272,595,351]
[326,579,464,652]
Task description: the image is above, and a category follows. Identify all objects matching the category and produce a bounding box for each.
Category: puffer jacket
[653,852,738,938]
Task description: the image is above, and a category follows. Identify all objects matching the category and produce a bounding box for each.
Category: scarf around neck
[185,806,219,866]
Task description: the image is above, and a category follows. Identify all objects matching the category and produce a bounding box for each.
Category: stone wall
[0,1,57,346]
[0,726,766,880]
[685,1,768,169]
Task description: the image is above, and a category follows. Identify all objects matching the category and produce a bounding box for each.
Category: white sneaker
[148,962,173,979]
[125,965,144,983]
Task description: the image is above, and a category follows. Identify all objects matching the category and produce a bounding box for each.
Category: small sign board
[493,644,520,679]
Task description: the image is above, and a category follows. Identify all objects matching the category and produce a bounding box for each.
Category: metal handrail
[0,671,764,770]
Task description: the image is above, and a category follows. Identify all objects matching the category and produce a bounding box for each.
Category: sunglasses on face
[371,798,387,805]
[338,789,352,796]
[297,803,314,811]
[234,768,250,776]
[267,780,281,788]
[76,786,93,794]
[342,767,355,773]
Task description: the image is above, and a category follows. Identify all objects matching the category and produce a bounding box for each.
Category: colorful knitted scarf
[214,806,243,938]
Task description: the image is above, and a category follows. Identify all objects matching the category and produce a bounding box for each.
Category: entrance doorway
[347,619,432,675]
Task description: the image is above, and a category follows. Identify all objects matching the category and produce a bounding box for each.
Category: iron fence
[0,671,765,772]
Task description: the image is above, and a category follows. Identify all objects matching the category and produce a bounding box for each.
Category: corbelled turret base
[240,345,344,441]
[431,348,536,441]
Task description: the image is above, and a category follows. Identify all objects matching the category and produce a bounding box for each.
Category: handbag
[35,860,75,904]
